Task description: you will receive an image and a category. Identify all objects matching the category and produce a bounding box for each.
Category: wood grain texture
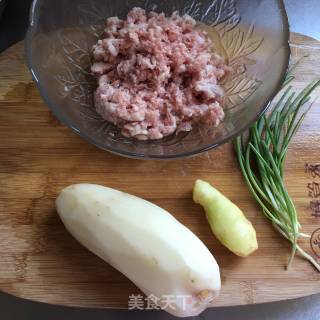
[0,33,320,309]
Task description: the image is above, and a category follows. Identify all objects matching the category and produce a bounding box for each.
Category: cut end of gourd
[169,289,220,317]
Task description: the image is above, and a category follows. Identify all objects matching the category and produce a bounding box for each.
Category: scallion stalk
[235,67,320,271]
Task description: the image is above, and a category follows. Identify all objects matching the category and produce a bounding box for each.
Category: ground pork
[91,7,229,140]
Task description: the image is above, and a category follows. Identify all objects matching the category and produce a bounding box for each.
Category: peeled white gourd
[56,184,221,317]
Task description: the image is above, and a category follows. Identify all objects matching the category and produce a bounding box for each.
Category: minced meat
[91,7,229,140]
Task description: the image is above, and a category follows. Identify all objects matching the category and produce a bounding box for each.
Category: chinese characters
[305,163,320,178]
[128,294,192,311]
[305,163,320,217]
[307,182,320,198]
[311,228,320,258]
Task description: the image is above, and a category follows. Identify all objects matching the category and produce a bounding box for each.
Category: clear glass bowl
[26,0,290,159]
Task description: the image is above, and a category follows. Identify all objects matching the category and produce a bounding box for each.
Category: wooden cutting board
[0,33,320,309]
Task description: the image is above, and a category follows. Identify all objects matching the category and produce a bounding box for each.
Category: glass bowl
[26,0,290,159]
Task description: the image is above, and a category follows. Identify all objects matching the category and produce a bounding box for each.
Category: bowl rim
[25,0,291,160]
